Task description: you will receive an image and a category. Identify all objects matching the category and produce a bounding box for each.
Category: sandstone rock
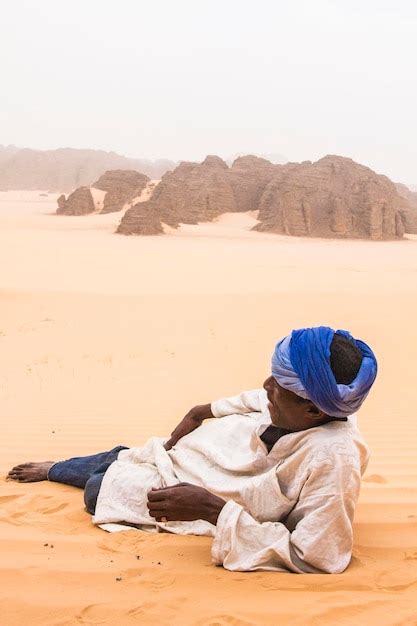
[56,170,150,215]
[395,183,417,233]
[395,211,406,238]
[399,206,417,234]
[395,183,417,207]
[57,194,66,212]
[117,156,238,234]
[116,155,279,235]
[201,155,229,169]
[226,152,287,165]
[255,156,405,240]
[229,156,279,212]
[116,154,408,240]
[116,201,163,235]
[92,170,150,213]
[56,186,95,216]
[93,169,149,193]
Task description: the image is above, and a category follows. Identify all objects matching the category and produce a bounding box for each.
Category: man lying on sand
[8,326,377,574]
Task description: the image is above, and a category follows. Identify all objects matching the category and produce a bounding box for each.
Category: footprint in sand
[98,531,165,554]
[76,602,158,625]
[0,494,22,504]
[142,570,176,591]
[75,604,109,624]
[126,605,147,620]
[22,495,69,515]
[363,474,388,483]
[197,616,255,626]
[1,494,69,527]
[126,601,178,623]
[375,567,417,592]
[0,494,26,523]
[39,502,69,514]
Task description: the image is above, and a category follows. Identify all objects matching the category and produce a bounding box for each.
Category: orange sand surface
[1,191,416,625]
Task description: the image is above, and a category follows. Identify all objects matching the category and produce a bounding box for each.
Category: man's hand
[147,483,226,525]
[164,403,214,450]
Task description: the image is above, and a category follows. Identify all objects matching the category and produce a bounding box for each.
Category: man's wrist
[191,403,214,421]
[204,494,226,525]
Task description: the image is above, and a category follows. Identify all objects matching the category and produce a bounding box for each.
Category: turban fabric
[271,326,377,418]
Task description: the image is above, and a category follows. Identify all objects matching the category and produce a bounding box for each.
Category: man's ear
[306,402,326,421]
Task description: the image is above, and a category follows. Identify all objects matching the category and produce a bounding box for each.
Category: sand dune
[1,191,416,625]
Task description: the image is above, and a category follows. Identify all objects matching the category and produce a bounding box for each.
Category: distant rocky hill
[57,170,150,215]
[395,182,417,207]
[0,145,174,192]
[117,154,414,240]
[226,152,287,165]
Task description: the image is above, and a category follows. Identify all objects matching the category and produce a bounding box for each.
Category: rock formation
[92,170,150,214]
[0,145,174,192]
[229,155,279,212]
[56,170,150,215]
[226,152,287,166]
[395,183,417,207]
[395,183,417,234]
[117,154,409,240]
[56,186,95,216]
[255,156,405,239]
[117,202,164,235]
[117,155,279,235]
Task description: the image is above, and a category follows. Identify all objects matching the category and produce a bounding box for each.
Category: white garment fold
[93,389,369,573]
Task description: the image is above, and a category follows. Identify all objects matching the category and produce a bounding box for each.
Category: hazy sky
[1,0,417,182]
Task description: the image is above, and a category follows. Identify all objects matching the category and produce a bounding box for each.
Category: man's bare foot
[7,461,55,483]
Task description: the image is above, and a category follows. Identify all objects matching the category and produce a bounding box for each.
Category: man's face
[263,376,326,431]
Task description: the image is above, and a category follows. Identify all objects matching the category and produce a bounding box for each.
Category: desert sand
[1,190,416,625]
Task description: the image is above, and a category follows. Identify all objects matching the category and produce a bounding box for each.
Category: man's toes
[10,463,31,473]
[6,461,52,483]
[7,473,25,481]
[7,466,32,480]
[16,473,33,482]
[10,468,24,475]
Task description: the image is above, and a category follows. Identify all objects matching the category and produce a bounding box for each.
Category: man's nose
[263,376,273,391]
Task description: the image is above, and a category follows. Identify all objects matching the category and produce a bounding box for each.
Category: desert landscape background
[1,187,416,625]
[2,0,417,623]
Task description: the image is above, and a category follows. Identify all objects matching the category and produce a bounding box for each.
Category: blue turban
[271,326,377,418]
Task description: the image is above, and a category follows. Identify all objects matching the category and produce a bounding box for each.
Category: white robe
[93,389,370,573]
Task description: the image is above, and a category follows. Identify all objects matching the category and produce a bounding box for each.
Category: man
[8,326,377,574]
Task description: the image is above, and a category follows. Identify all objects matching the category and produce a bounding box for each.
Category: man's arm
[164,404,214,450]
[212,464,358,574]
[164,389,265,450]
[210,389,266,418]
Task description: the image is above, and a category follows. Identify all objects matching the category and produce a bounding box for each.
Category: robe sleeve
[211,389,265,418]
[211,459,359,574]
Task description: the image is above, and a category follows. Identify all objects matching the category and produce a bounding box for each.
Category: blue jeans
[48,446,129,514]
